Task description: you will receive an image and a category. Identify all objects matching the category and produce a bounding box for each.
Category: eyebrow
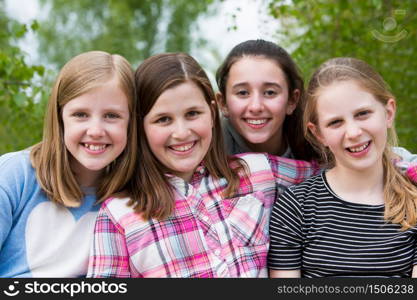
[232,82,283,89]
[65,106,129,115]
[322,105,373,124]
[150,105,207,118]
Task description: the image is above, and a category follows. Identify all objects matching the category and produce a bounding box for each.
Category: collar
[222,116,294,158]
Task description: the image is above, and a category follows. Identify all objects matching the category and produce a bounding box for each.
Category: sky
[193,0,279,77]
[196,1,278,56]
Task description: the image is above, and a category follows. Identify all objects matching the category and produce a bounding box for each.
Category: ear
[307,121,327,147]
[216,92,229,118]
[286,89,300,115]
[385,98,396,128]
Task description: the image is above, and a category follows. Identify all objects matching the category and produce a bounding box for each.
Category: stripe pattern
[88,153,318,277]
[268,172,417,277]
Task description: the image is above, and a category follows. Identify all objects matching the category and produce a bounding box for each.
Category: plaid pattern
[394,160,417,183]
[87,153,319,278]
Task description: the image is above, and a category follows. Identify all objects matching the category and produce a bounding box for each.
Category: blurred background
[1,0,416,155]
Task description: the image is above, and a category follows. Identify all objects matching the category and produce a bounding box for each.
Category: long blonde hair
[30,51,137,207]
[304,57,417,230]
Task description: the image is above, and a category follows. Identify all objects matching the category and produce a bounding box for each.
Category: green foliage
[2,0,216,155]
[268,0,417,152]
[0,5,48,155]
[37,0,216,68]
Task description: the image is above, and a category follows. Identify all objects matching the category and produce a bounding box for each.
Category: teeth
[84,143,106,151]
[246,119,267,125]
[170,142,194,152]
[348,142,369,153]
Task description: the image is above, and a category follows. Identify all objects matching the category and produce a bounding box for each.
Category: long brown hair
[129,52,246,220]
[30,51,137,206]
[304,57,417,230]
[216,39,317,161]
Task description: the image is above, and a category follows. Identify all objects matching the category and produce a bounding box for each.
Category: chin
[83,163,107,172]
[245,136,270,144]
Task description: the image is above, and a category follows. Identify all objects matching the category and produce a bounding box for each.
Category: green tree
[38,0,217,68]
[0,1,47,155]
[268,0,417,152]
[2,0,218,154]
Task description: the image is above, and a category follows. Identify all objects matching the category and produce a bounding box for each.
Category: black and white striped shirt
[268,172,417,277]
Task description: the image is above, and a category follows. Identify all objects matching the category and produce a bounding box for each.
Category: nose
[345,120,362,139]
[86,118,105,138]
[171,119,191,140]
[247,93,264,114]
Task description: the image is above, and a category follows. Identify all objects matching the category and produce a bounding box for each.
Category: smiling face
[62,77,129,186]
[308,80,395,173]
[221,56,298,154]
[144,81,213,182]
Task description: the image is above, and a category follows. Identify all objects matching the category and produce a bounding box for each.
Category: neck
[75,170,103,187]
[246,133,287,156]
[326,161,384,205]
[70,158,103,188]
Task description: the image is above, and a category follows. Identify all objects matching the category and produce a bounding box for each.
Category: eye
[72,112,88,118]
[236,90,249,97]
[105,112,121,119]
[327,119,342,127]
[264,89,277,97]
[356,110,371,118]
[186,110,201,118]
[155,116,171,124]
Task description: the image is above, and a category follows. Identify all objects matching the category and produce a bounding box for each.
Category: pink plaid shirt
[87,153,319,278]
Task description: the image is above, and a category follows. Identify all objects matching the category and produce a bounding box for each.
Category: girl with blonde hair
[0,51,137,277]
[268,57,417,277]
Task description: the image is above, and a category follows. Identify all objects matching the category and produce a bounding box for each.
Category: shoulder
[265,154,320,187]
[392,146,417,163]
[0,150,31,170]
[231,153,276,199]
[0,150,35,188]
[101,197,132,218]
[266,154,318,170]
[234,152,272,172]
[285,172,326,199]
[273,173,326,218]
[99,197,144,229]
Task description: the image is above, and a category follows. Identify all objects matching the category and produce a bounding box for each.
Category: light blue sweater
[0,150,100,277]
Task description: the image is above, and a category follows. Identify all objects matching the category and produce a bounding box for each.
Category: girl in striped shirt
[268,57,417,278]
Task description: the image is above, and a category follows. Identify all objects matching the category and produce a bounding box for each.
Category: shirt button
[202,215,209,222]
[215,249,221,256]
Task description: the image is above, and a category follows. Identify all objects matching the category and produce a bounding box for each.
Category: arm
[270,269,301,278]
[412,265,417,278]
[87,204,132,278]
[392,147,417,163]
[267,154,321,195]
[392,147,417,183]
[0,153,24,251]
[268,187,304,276]
[0,186,13,251]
